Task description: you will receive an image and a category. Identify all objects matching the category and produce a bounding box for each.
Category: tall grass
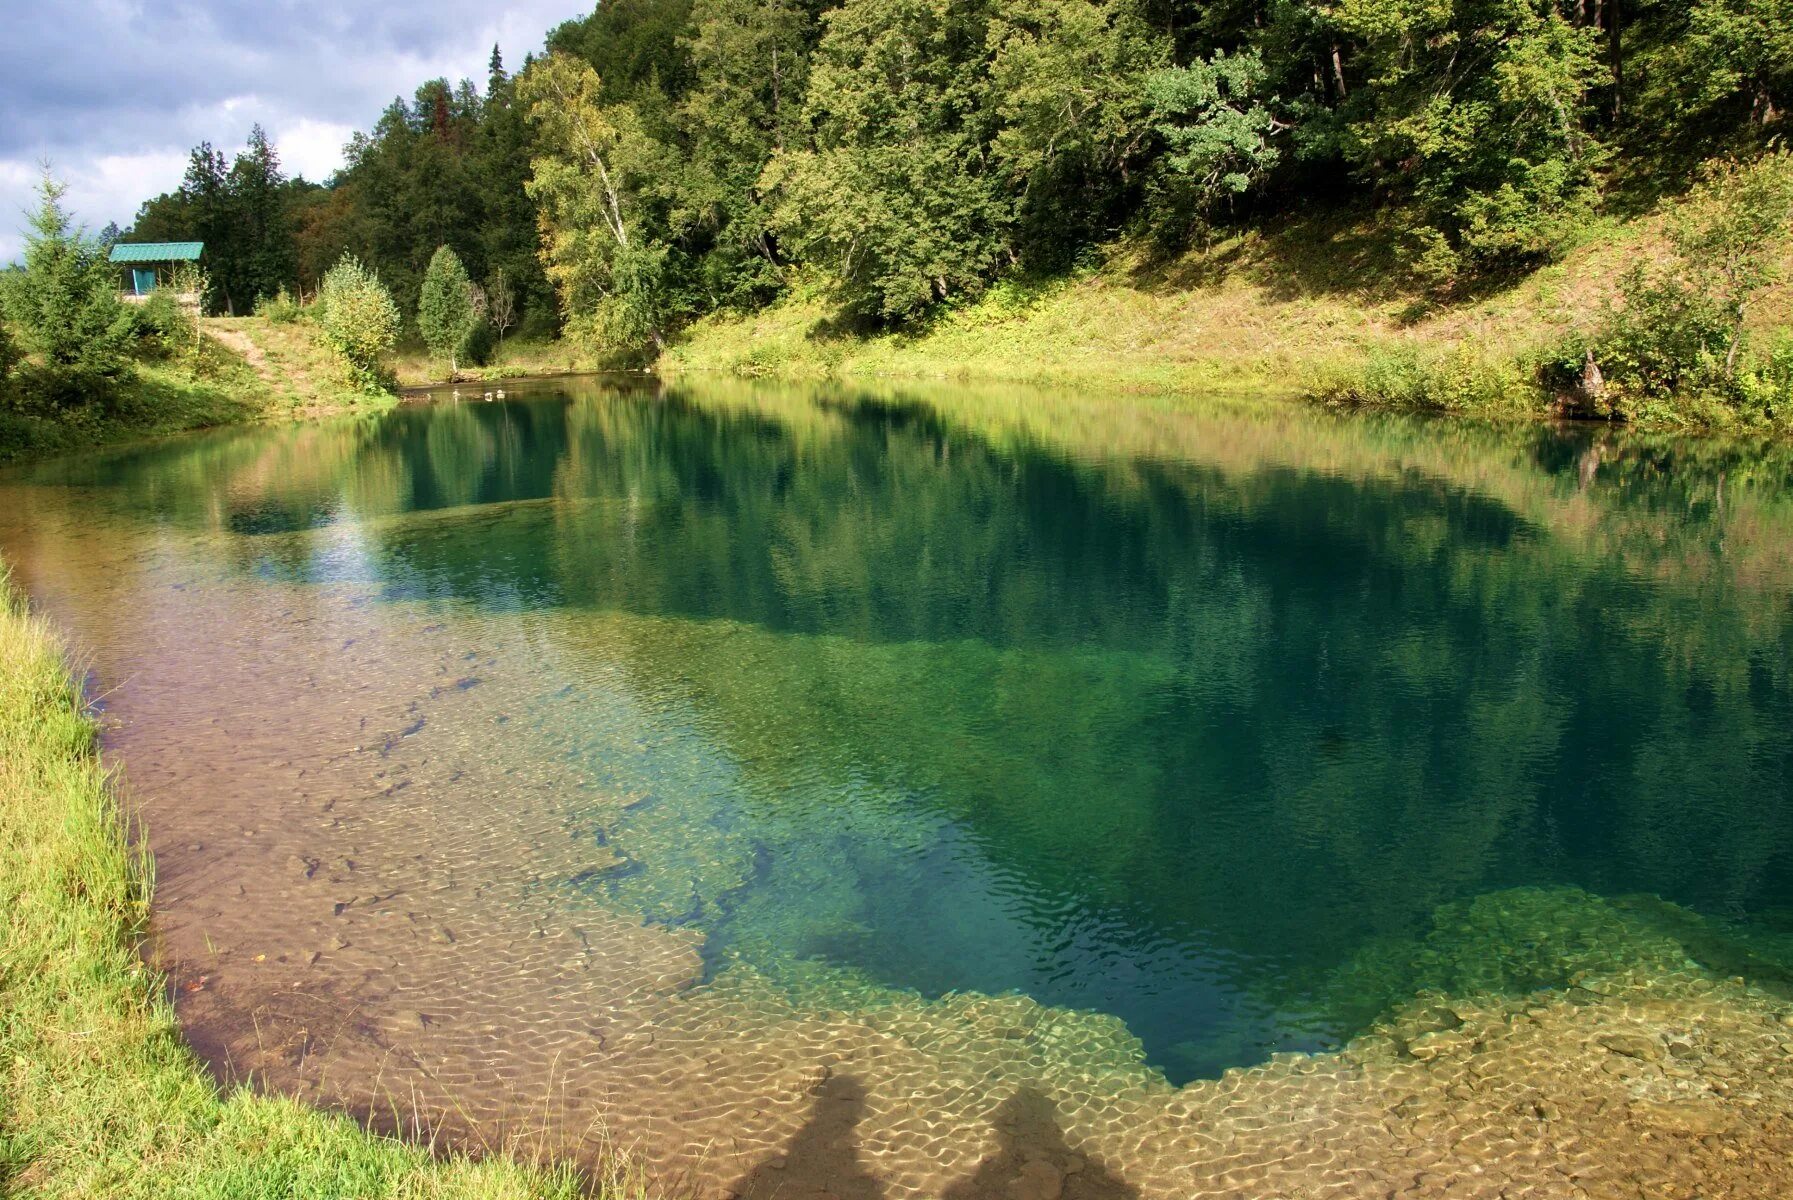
[0,570,599,1198]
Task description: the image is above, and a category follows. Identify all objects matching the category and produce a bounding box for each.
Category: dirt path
[204,322,272,380]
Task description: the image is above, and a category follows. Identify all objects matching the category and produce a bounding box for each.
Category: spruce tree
[418,245,479,376]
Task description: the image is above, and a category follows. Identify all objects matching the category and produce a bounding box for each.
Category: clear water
[6,376,1793,1086]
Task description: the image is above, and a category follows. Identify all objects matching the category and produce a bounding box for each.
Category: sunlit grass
[661,200,1793,430]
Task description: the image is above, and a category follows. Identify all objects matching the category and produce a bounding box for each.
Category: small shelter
[109,242,204,304]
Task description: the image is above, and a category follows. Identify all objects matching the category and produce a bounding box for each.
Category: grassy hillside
[663,196,1793,431]
[0,335,269,466]
[0,571,622,1198]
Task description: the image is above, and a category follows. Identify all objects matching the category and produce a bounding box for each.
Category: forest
[97,0,1793,410]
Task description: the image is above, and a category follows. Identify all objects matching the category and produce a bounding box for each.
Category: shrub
[1572,153,1793,423]
[130,292,198,362]
[254,287,304,324]
[1310,345,1534,413]
[316,254,400,392]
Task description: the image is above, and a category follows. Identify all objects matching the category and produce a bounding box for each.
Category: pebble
[1599,1033,1664,1061]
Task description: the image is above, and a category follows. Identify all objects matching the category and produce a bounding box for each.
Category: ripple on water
[2,378,1792,1197]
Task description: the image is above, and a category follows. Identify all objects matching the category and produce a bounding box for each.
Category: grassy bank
[0,572,606,1198]
[657,207,1622,394]
[392,336,603,389]
[0,317,404,466]
[661,197,1793,432]
[211,315,604,395]
[0,335,268,466]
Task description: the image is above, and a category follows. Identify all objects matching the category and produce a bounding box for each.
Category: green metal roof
[109,241,203,263]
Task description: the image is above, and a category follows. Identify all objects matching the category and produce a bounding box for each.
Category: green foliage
[520,53,680,351]
[1669,0,1793,127]
[672,0,817,308]
[985,0,1170,264]
[316,254,401,391]
[549,0,700,101]
[0,173,136,394]
[1571,153,1793,421]
[418,245,481,373]
[130,291,199,362]
[254,286,304,323]
[765,0,1011,318]
[0,320,16,382]
[1145,50,1281,239]
[1310,344,1535,413]
[1326,0,1606,286]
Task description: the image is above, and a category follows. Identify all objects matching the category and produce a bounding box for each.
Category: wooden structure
[109,241,204,307]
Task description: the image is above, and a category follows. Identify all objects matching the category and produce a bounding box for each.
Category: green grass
[0,343,266,466]
[0,571,641,1198]
[660,200,1793,431]
[392,336,605,388]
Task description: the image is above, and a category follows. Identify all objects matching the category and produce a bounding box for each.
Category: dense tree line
[127,51,546,329]
[126,0,1793,344]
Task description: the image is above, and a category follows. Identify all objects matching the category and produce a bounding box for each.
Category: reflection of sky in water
[6,379,1793,1084]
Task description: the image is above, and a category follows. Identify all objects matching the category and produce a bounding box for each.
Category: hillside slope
[663,200,1793,429]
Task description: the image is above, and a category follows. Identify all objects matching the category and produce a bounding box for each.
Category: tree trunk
[1609,0,1624,122]
[1331,45,1348,100]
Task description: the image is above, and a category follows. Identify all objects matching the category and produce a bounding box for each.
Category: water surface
[4,377,1793,1193]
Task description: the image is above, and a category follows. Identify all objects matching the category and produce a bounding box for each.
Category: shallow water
[5,377,1793,1196]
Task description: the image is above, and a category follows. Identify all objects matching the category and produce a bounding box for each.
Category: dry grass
[661,199,1793,424]
[203,316,388,416]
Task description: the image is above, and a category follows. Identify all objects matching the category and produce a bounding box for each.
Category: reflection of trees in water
[14,377,1793,1048]
[726,1076,1136,1200]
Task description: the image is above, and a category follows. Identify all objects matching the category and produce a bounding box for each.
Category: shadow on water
[725,1077,1136,1200]
[940,1086,1138,1200]
[724,1074,885,1200]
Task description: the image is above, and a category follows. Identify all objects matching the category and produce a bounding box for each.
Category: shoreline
[4,381,1793,1196]
[0,570,599,1197]
[8,556,1793,1198]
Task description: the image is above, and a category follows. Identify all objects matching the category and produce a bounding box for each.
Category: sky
[0,0,590,261]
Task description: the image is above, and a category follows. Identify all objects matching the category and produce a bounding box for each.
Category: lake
[4,376,1792,1198]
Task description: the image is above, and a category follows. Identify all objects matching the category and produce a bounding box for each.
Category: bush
[1310,345,1535,413]
[254,287,304,324]
[1570,154,1793,424]
[316,254,400,392]
[0,321,16,382]
[130,292,198,362]
[463,316,497,367]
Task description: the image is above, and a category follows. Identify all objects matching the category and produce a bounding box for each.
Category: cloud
[0,0,585,260]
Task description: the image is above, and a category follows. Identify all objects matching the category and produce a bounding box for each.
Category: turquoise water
[8,377,1793,1084]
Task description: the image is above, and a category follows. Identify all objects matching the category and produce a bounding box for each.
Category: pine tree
[0,172,135,387]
